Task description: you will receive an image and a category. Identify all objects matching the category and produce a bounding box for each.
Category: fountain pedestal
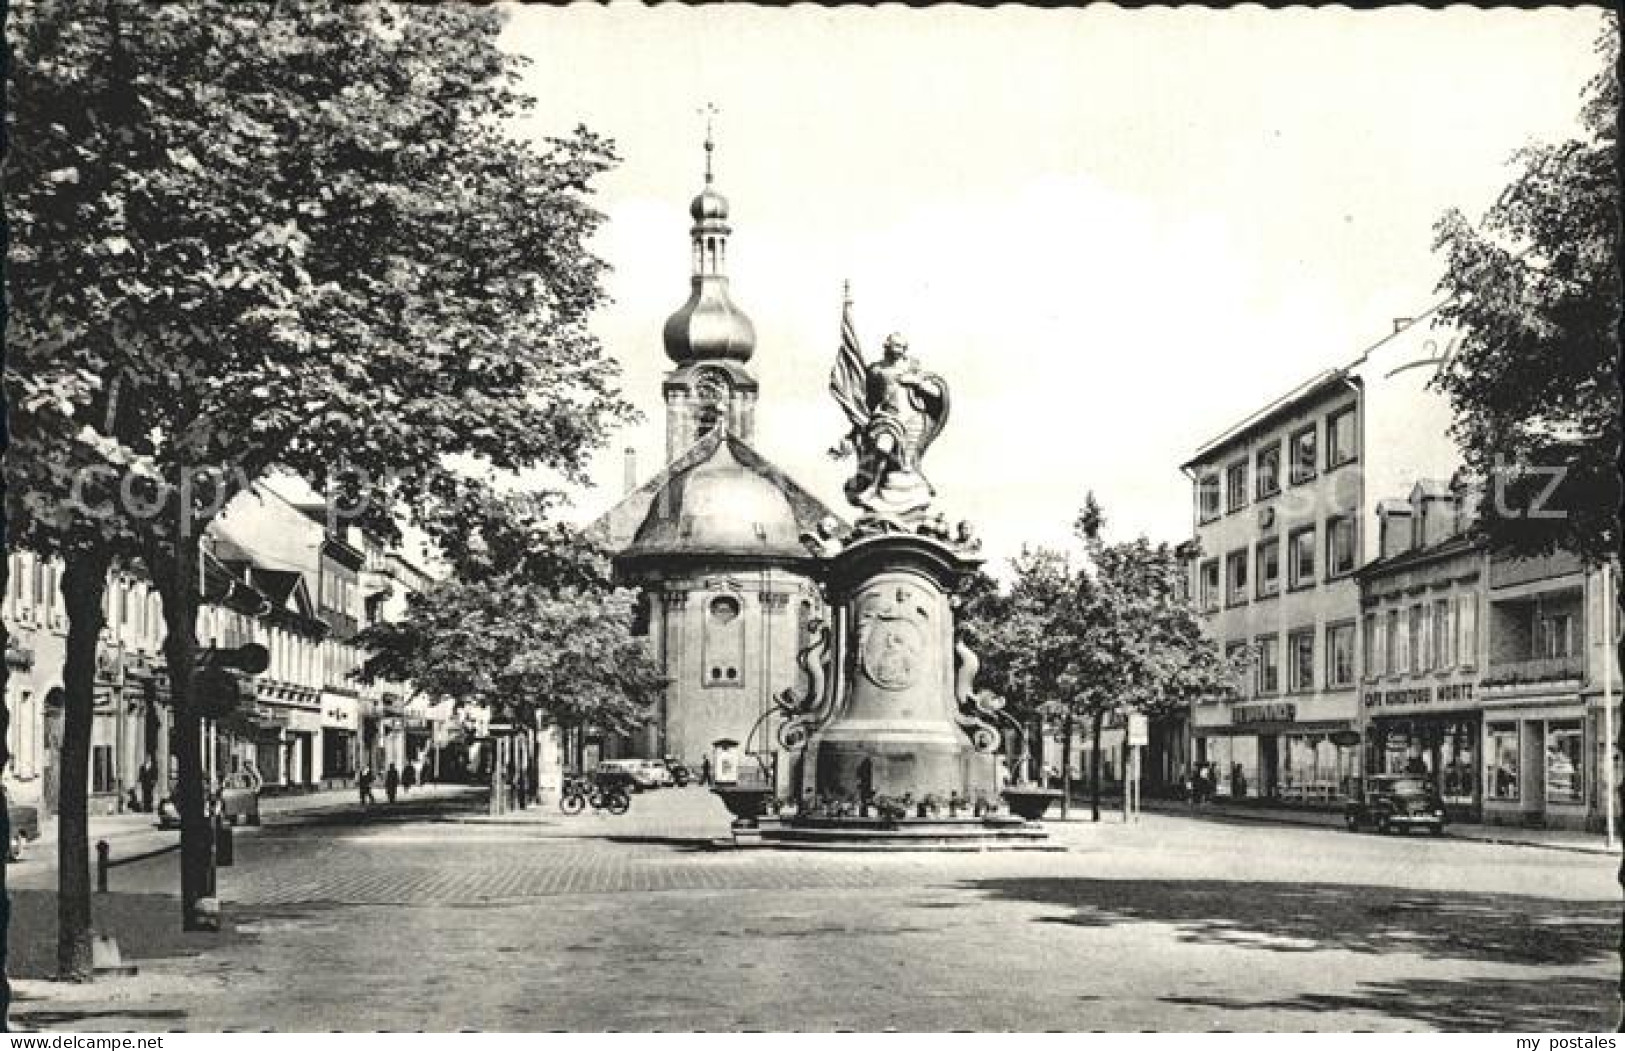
[805,532,997,804]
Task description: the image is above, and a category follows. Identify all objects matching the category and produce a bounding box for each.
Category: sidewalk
[1140,796,1620,856]
[20,783,478,854]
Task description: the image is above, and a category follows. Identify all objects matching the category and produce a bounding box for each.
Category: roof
[1410,479,1454,500]
[1355,530,1483,581]
[1182,369,1349,471]
[591,429,839,569]
[1182,306,1455,473]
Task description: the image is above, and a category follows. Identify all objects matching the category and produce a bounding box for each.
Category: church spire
[663,106,756,365]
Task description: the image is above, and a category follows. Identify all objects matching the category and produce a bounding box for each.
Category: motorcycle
[559,775,630,816]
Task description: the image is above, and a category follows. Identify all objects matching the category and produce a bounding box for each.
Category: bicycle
[559,776,630,816]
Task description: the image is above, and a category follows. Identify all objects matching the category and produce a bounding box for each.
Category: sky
[497,3,1607,572]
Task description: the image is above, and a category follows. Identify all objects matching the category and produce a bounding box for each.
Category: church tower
[588,121,840,784]
[660,126,759,460]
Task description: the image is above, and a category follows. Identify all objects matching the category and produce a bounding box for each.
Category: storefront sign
[1364,682,1476,710]
[1233,702,1296,725]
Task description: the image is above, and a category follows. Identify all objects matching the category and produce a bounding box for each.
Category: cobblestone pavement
[8,787,1618,1032]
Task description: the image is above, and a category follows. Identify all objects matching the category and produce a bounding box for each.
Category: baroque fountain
[712,326,1055,849]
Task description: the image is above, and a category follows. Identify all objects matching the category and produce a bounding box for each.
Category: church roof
[588,430,839,569]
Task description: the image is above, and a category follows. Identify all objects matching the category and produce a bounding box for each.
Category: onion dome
[663,126,756,365]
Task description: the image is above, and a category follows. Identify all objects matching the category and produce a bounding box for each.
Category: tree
[6,3,634,929]
[966,495,1236,821]
[1430,16,1619,564]
[357,505,667,798]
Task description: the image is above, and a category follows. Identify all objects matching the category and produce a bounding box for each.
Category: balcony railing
[1483,654,1584,687]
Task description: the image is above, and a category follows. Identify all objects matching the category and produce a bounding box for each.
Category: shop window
[1325,516,1355,578]
[1438,721,1478,805]
[1289,425,1317,484]
[1288,526,1315,589]
[1225,550,1248,607]
[1255,444,1281,500]
[1225,461,1248,514]
[1326,622,1355,688]
[1255,540,1280,599]
[1287,629,1315,692]
[1197,476,1220,523]
[1487,723,1519,801]
[1255,636,1280,696]
[1545,721,1583,805]
[1198,559,1219,613]
[91,745,116,795]
[1326,405,1357,468]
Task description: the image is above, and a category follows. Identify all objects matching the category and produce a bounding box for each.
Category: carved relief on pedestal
[853,583,931,693]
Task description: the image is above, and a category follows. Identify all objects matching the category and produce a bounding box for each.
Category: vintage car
[217,768,263,826]
[595,760,655,792]
[1344,774,1447,835]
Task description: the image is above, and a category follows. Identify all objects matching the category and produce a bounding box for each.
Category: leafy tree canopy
[1430,16,1620,563]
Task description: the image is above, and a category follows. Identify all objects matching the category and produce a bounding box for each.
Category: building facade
[1181,315,1462,804]
[1481,549,1619,831]
[1355,477,1487,821]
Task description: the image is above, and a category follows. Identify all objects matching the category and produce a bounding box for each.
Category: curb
[1149,803,1617,857]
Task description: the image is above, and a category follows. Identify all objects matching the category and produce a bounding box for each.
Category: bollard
[96,840,109,893]
[214,812,234,868]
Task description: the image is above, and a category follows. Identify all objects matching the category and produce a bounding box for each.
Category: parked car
[217,767,263,826]
[7,803,40,863]
[596,760,659,792]
[1344,774,1447,835]
[638,760,673,789]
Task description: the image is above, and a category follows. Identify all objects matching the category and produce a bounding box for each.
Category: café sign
[1363,682,1475,711]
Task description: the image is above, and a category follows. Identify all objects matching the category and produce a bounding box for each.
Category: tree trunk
[57,552,110,981]
[150,533,212,932]
[0,557,13,1030]
[1090,710,1104,823]
[1059,713,1073,820]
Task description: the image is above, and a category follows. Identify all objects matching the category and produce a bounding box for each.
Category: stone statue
[830,332,949,524]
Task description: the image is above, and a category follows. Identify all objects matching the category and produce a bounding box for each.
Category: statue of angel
[829,327,950,524]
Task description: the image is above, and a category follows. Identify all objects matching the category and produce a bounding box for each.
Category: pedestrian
[138,755,158,813]
[1231,763,1247,800]
[1195,761,1214,805]
[358,766,376,807]
[401,762,416,794]
[699,755,712,786]
[384,763,400,804]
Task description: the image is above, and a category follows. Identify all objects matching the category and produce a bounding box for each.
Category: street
[4,787,1616,1032]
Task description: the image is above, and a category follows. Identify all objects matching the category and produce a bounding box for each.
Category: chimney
[1392,318,1413,335]
[622,447,637,496]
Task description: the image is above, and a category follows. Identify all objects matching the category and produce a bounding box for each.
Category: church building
[590,136,839,781]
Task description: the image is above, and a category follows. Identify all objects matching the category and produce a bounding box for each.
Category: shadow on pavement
[6,888,250,980]
[261,791,490,832]
[962,877,1617,967]
[11,1007,190,1028]
[1161,974,1616,1032]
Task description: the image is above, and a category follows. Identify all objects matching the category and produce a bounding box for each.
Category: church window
[703,594,744,688]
